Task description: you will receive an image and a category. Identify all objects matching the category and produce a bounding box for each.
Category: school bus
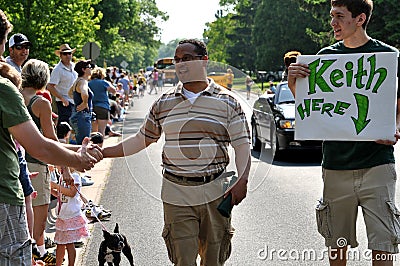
[155,58,229,89]
[155,57,177,85]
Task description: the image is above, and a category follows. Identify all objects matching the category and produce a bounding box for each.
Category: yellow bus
[155,57,177,85]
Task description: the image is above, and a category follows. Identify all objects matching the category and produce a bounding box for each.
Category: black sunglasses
[14,44,30,50]
[61,52,72,56]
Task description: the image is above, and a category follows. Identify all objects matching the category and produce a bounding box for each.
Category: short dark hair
[90,132,104,144]
[0,10,12,44]
[178,39,208,56]
[331,0,373,29]
[57,122,72,139]
[74,59,92,77]
[284,51,301,68]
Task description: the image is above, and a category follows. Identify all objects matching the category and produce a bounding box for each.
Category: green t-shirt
[0,77,31,205]
[318,39,399,170]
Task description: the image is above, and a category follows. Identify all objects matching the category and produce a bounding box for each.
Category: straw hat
[55,44,76,56]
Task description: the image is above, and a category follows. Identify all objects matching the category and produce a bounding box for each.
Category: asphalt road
[81,86,400,266]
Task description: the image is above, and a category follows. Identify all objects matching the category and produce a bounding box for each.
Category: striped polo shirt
[139,79,250,178]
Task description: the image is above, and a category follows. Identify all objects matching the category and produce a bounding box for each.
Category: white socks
[38,244,46,257]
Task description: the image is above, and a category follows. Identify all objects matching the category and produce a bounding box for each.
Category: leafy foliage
[1,0,101,65]
[158,39,181,59]
[93,0,167,71]
[253,0,322,71]
[0,0,167,71]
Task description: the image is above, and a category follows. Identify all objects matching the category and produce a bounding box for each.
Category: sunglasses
[172,54,204,64]
[61,52,72,56]
[14,44,30,50]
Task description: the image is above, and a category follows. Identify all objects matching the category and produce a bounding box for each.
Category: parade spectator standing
[89,67,116,146]
[47,44,77,125]
[245,75,254,100]
[5,33,31,72]
[103,39,251,266]
[148,68,158,94]
[153,68,159,90]
[68,60,94,145]
[117,72,131,107]
[0,10,100,265]
[138,69,147,97]
[21,59,69,264]
[288,0,400,264]
[282,50,301,82]
[4,33,36,237]
[0,60,43,265]
[50,169,89,266]
[225,68,234,90]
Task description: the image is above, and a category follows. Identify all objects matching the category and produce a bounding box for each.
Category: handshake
[71,132,105,172]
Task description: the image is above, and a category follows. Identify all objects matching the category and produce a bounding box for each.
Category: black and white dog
[98,223,134,266]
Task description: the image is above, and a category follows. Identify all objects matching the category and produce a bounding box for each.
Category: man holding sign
[288,0,400,265]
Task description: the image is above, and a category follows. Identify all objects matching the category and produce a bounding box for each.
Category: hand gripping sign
[295,52,398,141]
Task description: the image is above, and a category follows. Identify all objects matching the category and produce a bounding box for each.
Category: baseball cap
[9,33,32,48]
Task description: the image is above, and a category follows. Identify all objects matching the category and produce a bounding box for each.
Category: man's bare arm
[46,83,62,100]
[47,83,69,106]
[102,132,152,158]
[10,120,96,171]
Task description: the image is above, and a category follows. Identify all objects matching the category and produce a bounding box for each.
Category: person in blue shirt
[89,67,116,145]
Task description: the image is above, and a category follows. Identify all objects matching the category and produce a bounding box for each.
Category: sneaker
[45,237,56,249]
[40,252,57,265]
[81,175,94,186]
[32,242,41,260]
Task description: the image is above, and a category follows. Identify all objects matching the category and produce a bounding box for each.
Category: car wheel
[251,122,262,152]
[271,127,281,160]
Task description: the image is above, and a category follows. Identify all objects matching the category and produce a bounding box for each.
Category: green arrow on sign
[351,93,371,135]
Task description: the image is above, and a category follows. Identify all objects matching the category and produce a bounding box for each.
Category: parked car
[251,81,322,158]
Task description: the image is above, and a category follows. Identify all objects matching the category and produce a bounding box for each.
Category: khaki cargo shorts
[28,163,50,207]
[162,199,234,266]
[316,164,400,253]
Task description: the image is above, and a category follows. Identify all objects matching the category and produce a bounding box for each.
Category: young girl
[50,168,89,266]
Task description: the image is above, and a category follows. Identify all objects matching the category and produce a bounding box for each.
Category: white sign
[295,52,398,141]
[120,60,128,69]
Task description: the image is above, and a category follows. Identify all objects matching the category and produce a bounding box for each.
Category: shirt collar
[174,78,218,96]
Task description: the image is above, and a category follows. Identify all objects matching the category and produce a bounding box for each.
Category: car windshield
[276,84,295,104]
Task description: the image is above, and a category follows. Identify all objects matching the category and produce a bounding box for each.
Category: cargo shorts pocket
[219,227,235,263]
[316,200,331,239]
[386,201,400,244]
[162,224,176,263]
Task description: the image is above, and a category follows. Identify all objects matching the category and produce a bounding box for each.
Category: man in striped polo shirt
[103,39,251,265]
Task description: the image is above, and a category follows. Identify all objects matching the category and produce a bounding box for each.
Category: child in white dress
[50,169,89,266]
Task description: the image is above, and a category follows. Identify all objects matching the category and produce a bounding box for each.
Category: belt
[164,170,224,183]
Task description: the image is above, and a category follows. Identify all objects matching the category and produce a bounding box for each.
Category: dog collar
[107,247,122,253]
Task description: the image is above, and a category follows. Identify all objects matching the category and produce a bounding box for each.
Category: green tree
[225,0,260,73]
[158,39,181,59]
[253,0,322,71]
[1,0,102,65]
[94,0,167,72]
[203,10,233,63]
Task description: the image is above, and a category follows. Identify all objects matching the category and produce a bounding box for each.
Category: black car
[251,82,321,158]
